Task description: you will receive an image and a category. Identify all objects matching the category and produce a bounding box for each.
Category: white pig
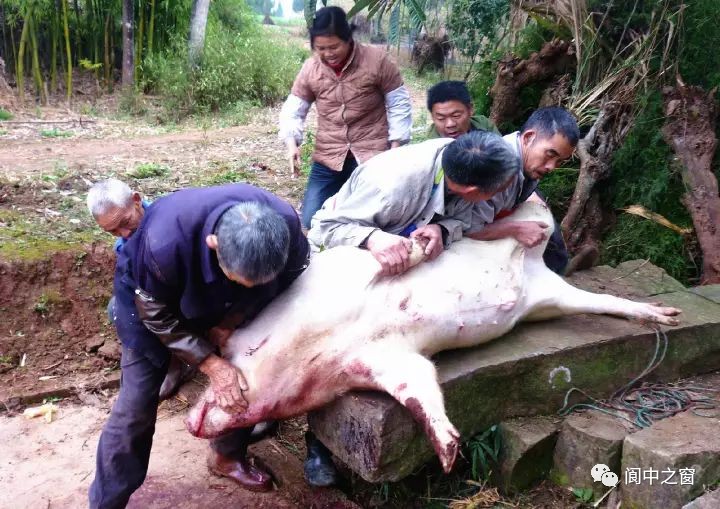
[186,201,680,473]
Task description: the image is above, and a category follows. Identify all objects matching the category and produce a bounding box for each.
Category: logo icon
[591,464,619,487]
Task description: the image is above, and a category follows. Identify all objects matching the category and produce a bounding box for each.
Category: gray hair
[87,178,134,218]
[215,202,290,283]
[442,130,520,193]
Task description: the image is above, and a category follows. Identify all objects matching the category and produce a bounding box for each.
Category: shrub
[0,108,13,120]
[143,16,307,120]
[130,162,170,179]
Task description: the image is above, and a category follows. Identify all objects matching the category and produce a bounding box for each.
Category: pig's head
[185,390,245,439]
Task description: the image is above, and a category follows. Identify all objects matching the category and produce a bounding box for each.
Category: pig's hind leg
[522,263,681,325]
[347,346,460,473]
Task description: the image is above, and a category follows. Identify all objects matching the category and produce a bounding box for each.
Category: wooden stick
[0,119,97,124]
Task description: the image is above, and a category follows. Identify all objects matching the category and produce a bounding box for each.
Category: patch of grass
[0,129,7,136]
[0,209,103,262]
[197,162,255,185]
[0,108,13,120]
[79,103,99,117]
[33,291,64,316]
[40,128,73,138]
[467,424,501,481]
[130,162,170,179]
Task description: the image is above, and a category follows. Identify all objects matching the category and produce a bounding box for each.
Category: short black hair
[215,203,290,283]
[310,6,354,47]
[427,81,473,111]
[521,107,580,146]
[442,130,520,193]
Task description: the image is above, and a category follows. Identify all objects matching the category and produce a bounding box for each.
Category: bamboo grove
[0,0,193,101]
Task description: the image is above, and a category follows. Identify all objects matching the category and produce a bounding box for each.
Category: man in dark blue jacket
[89,184,310,508]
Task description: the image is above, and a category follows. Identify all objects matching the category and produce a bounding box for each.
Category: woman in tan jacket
[279,6,412,229]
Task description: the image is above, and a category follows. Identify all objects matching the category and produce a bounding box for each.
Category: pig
[186,201,680,474]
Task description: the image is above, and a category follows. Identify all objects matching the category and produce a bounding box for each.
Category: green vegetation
[142,0,307,121]
[198,164,255,186]
[129,162,170,179]
[299,130,314,177]
[0,209,102,262]
[0,108,13,120]
[33,290,65,316]
[467,424,501,481]
[40,128,73,138]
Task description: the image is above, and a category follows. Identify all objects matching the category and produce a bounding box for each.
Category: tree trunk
[148,0,156,55]
[188,0,211,69]
[61,0,72,100]
[561,101,634,273]
[104,12,112,92]
[489,39,575,127]
[662,79,720,284]
[136,0,145,83]
[122,0,134,89]
[28,14,47,105]
[16,8,31,103]
[50,5,58,92]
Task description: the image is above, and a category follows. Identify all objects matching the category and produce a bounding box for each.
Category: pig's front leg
[523,265,681,325]
[348,346,460,473]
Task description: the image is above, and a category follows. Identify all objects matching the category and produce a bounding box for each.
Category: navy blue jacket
[114,184,308,365]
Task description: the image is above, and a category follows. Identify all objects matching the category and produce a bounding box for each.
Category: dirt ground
[0,378,360,509]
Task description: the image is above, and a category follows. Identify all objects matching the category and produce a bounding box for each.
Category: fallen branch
[0,119,97,124]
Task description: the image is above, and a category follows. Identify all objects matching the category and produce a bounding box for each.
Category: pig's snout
[185,394,236,439]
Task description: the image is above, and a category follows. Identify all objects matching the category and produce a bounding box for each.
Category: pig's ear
[206,234,219,251]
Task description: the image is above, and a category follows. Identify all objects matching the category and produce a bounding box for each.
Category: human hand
[410,224,444,261]
[286,139,301,179]
[198,354,248,413]
[365,230,413,276]
[513,221,549,248]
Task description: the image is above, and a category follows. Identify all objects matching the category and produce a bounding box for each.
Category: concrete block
[682,489,720,509]
[621,411,720,509]
[494,416,561,493]
[551,410,634,497]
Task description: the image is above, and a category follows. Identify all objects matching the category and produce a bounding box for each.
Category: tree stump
[662,78,720,284]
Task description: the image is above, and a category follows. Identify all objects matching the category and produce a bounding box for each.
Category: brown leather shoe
[207,451,273,492]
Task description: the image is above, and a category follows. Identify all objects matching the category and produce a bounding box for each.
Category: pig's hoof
[431,423,460,473]
[642,303,682,326]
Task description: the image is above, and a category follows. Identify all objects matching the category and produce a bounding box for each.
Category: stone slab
[688,284,720,305]
[495,416,561,493]
[682,489,720,509]
[567,259,685,298]
[621,411,720,509]
[551,410,634,497]
[309,283,720,482]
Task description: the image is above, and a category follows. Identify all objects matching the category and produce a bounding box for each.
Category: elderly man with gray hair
[308,130,522,276]
[89,183,309,508]
[87,179,193,400]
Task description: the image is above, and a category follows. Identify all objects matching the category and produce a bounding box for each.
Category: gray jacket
[307,138,476,249]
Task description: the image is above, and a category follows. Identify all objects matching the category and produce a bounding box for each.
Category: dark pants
[89,346,252,509]
[544,219,569,275]
[301,156,358,229]
[91,296,252,509]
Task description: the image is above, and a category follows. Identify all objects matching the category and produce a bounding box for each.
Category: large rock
[688,284,720,305]
[551,410,634,497]
[682,489,720,509]
[494,416,561,493]
[621,411,720,509]
[309,262,720,482]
